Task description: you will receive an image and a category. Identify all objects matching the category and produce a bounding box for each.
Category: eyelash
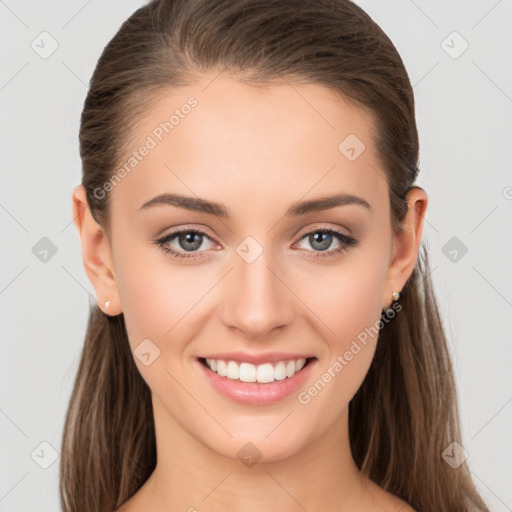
[154,226,358,260]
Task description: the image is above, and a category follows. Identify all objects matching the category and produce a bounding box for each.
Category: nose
[220,246,294,340]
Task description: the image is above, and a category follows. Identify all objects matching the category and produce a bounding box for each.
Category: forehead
[111,73,388,218]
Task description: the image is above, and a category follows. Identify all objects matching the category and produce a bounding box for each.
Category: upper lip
[199,352,315,365]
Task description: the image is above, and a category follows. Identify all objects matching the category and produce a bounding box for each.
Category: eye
[154,228,216,259]
[154,226,359,261]
[293,227,358,259]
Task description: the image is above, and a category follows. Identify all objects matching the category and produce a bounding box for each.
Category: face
[103,73,398,462]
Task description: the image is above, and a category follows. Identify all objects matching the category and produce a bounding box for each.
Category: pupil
[311,232,331,251]
[176,231,333,253]
[179,232,202,251]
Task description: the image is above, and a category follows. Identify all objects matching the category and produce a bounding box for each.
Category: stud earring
[98,299,111,314]
[382,290,402,316]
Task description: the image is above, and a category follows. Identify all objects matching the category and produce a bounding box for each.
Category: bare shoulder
[110,473,154,512]
[111,502,133,512]
[363,477,416,512]
[378,491,416,512]
[110,503,128,512]
[109,492,139,512]
[112,497,139,512]
[394,499,416,512]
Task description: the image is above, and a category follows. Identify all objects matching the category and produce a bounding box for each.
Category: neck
[136,397,374,512]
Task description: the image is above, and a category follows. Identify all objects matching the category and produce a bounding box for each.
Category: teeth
[287,360,296,377]
[205,357,308,383]
[226,361,240,380]
[217,360,227,377]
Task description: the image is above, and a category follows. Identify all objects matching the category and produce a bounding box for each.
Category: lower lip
[195,358,317,405]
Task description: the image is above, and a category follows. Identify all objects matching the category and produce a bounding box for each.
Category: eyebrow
[139,192,371,218]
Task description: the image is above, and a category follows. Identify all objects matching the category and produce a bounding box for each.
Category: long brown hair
[60,1,490,511]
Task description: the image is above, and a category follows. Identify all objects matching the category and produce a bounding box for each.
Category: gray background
[1,0,511,510]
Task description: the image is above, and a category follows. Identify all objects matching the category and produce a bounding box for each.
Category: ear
[383,186,428,309]
[71,184,122,315]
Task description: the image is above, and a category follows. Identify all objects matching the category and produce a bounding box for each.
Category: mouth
[197,356,317,384]
[196,355,318,404]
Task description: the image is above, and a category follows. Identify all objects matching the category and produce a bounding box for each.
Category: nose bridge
[222,239,292,338]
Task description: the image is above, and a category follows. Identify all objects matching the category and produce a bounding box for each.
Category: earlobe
[71,185,122,315]
[383,187,428,309]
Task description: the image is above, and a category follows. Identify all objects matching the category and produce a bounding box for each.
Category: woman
[61,0,490,511]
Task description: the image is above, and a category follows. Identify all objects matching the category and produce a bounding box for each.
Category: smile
[202,357,312,383]
[196,356,317,405]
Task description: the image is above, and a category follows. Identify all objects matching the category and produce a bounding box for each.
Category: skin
[72,72,426,512]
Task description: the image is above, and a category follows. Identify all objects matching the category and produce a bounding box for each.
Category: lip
[195,356,317,405]
[199,351,314,365]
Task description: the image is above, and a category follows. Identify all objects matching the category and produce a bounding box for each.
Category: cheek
[299,259,386,346]
[113,249,208,398]
[291,225,390,343]
[114,243,220,355]
[293,257,387,409]
[113,243,185,343]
